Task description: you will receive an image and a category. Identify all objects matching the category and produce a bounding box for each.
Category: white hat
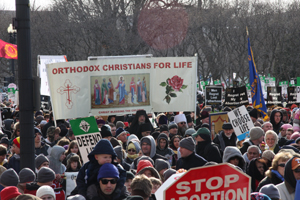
[36,186,56,200]
[174,114,187,124]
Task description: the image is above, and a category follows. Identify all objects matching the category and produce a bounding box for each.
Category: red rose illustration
[168,75,184,92]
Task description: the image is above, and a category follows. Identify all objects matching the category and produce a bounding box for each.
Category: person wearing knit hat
[184,128,196,138]
[213,122,237,152]
[168,122,178,139]
[36,186,55,200]
[76,139,127,198]
[174,114,188,137]
[249,109,258,123]
[159,124,169,135]
[154,158,170,181]
[0,138,9,149]
[86,163,129,200]
[176,136,207,170]
[115,128,129,149]
[116,121,125,129]
[259,184,280,200]
[24,167,64,199]
[192,128,222,163]
[100,125,113,140]
[0,168,19,187]
[136,160,160,180]
[18,168,36,194]
[114,145,130,171]
[125,171,135,193]
[5,136,21,173]
[35,154,50,171]
[0,186,21,200]
[240,127,264,155]
[96,119,106,129]
[250,192,271,200]
[125,140,141,164]
[158,115,168,126]
[163,168,176,182]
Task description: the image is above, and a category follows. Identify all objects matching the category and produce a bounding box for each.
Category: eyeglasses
[100,178,117,184]
[278,163,285,167]
[180,122,186,125]
[128,149,136,152]
[293,168,300,173]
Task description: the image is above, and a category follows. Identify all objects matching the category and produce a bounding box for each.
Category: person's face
[177,122,186,128]
[173,138,180,149]
[125,179,132,193]
[169,127,178,135]
[159,139,167,149]
[39,161,50,169]
[35,133,42,143]
[143,169,152,178]
[286,131,293,139]
[59,153,66,162]
[247,148,259,161]
[266,134,276,147]
[263,123,273,133]
[111,127,116,136]
[141,142,151,156]
[118,132,127,143]
[99,178,117,195]
[256,161,265,175]
[277,159,288,176]
[141,131,151,137]
[95,154,112,165]
[138,115,146,123]
[179,147,192,158]
[71,161,78,171]
[224,129,234,137]
[281,129,287,137]
[97,124,103,128]
[127,147,136,155]
[71,145,79,154]
[229,157,239,166]
[40,194,55,200]
[12,144,20,155]
[250,116,257,123]
[293,167,300,180]
[202,117,209,124]
[16,128,20,136]
[152,184,160,194]
[54,133,60,141]
[195,135,204,142]
[274,112,281,124]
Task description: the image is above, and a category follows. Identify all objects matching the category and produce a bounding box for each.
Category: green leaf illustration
[179,89,183,92]
[181,85,188,89]
[166,95,171,104]
[166,78,170,84]
[160,82,167,87]
[170,93,177,97]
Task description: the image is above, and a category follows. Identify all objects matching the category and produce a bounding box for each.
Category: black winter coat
[176,152,207,170]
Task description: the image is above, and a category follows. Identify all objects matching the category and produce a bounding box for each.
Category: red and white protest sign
[164,163,251,200]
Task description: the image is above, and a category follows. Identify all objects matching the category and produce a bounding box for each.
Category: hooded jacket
[75,139,126,198]
[196,138,222,163]
[128,110,153,136]
[270,109,284,134]
[276,156,298,200]
[131,136,167,169]
[156,133,174,162]
[48,145,66,174]
[222,146,246,172]
[247,158,268,192]
[125,140,141,164]
[176,152,207,170]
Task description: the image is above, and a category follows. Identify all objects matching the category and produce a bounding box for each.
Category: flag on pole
[248,35,268,121]
[0,39,18,59]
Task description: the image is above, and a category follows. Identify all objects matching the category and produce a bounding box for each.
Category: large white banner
[47,57,197,119]
[38,55,67,96]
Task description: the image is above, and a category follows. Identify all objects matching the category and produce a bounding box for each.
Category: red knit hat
[0,186,21,200]
[13,137,20,148]
[137,160,153,173]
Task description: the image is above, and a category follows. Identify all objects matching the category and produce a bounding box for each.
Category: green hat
[192,128,211,141]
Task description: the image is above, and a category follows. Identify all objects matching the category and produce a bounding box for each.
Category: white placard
[227,105,254,141]
[65,172,78,197]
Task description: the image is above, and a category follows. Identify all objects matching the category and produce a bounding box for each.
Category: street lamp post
[7,24,17,83]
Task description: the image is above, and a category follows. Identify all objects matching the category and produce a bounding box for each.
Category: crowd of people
[0,99,300,200]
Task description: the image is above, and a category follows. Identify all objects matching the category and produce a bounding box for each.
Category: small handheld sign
[69,116,102,164]
[227,105,254,141]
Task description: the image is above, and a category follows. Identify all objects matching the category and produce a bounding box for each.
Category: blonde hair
[265,152,293,178]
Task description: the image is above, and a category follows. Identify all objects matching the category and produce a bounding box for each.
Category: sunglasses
[278,163,285,167]
[100,178,117,184]
[128,149,136,152]
[180,122,186,125]
[294,168,300,173]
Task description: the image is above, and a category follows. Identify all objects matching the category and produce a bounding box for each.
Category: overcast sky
[0,0,53,10]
